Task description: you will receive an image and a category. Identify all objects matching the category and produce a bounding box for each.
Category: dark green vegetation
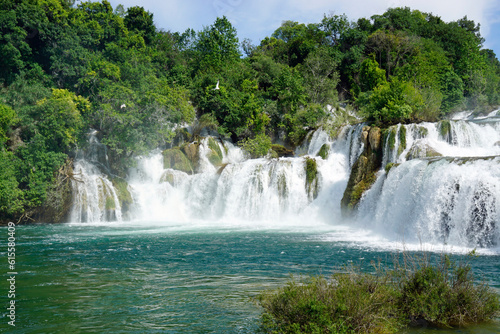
[259,252,500,333]
[1,1,499,223]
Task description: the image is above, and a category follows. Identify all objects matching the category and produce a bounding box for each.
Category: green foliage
[124,6,155,44]
[239,133,272,158]
[260,252,500,333]
[260,273,401,333]
[0,103,17,145]
[358,57,387,93]
[396,252,500,327]
[317,144,329,160]
[34,89,88,152]
[0,151,24,217]
[195,16,240,71]
[301,47,340,104]
[358,78,424,125]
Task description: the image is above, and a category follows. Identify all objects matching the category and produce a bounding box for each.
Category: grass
[258,251,500,333]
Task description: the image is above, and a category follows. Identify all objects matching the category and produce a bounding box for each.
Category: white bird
[120,104,126,109]
[214,80,220,90]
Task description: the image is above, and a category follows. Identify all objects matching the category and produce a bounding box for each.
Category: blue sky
[106,0,500,58]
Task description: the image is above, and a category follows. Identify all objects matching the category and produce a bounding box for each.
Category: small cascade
[359,116,500,248]
[70,159,122,223]
[70,131,123,223]
[381,120,500,166]
[358,157,500,248]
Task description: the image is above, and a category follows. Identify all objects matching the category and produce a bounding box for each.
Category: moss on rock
[181,142,200,171]
[30,158,74,223]
[271,144,295,158]
[163,148,193,174]
[112,177,133,218]
[207,137,224,166]
[304,157,319,200]
[317,143,330,160]
[341,126,383,216]
[398,126,407,155]
[406,142,442,160]
[438,120,451,141]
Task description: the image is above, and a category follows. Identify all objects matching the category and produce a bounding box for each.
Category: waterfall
[126,125,364,224]
[359,115,500,248]
[67,116,500,249]
[381,120,500,166]
[358,157,500,248]
[70,131,123,223]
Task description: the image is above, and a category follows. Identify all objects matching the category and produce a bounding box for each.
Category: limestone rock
[341,126,383,216]
[406,141,442,160]
[163,148,193,174]
[271,144,295,158]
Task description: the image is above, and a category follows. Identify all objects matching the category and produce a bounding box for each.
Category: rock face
[406,141,442,160]
[271,144,295,158]
[341,126,383,216]
[111,177,133,220]
[163,148,194,174]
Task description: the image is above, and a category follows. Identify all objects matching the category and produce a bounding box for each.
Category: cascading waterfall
[359,116,500,248]
[381,120,500,166]
[70,131,123,223]
[68,115,500,249]
[126,125,365,224]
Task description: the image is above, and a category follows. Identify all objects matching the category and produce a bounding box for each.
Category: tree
[301,47,339,104]
[320,13,350,47]
[34,89,88,152]
[124,6,155,44]
[0,104,17,146]
[195,16,240,71]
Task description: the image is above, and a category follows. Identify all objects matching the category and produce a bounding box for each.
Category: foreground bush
[259,252,500,333]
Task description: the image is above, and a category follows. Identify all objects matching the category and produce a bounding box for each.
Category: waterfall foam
[68,118,500,249]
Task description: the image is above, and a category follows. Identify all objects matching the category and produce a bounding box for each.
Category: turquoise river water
[1,221,499,333]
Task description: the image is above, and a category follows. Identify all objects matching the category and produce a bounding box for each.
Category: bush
[259,251,500,333]
[239,133,272,158]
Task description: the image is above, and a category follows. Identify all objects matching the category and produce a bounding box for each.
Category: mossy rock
[398,126,407,155]
[348,172,376,209]
[341,127,383,216]
[385,162,400,174]
[160,170,175,185]
[271,144,294,158]
[317,144,330,160]
[416,126,429,138]
[208,137,223,159]
[181,142,200,171]
[207,137,224,166]
[304,157,319,200]
[438,120,451,141]
[105,196,116,210]
[112,177,133,216]
[30,159,74,223]
[406,143,442,160]
[385,126,398,150]
[163,148,193,174]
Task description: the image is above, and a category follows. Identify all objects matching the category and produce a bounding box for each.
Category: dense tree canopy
[0,1,498,222]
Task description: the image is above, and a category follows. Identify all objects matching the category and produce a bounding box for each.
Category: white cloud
[105,0,500,54]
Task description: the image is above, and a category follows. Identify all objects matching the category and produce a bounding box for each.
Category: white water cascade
[70,131,122,223]
[126,126,364,225]
[68,115,500,249]
[358,116,500,248]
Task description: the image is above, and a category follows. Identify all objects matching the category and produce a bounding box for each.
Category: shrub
[259,251,500,333]
[239,133,272,158]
